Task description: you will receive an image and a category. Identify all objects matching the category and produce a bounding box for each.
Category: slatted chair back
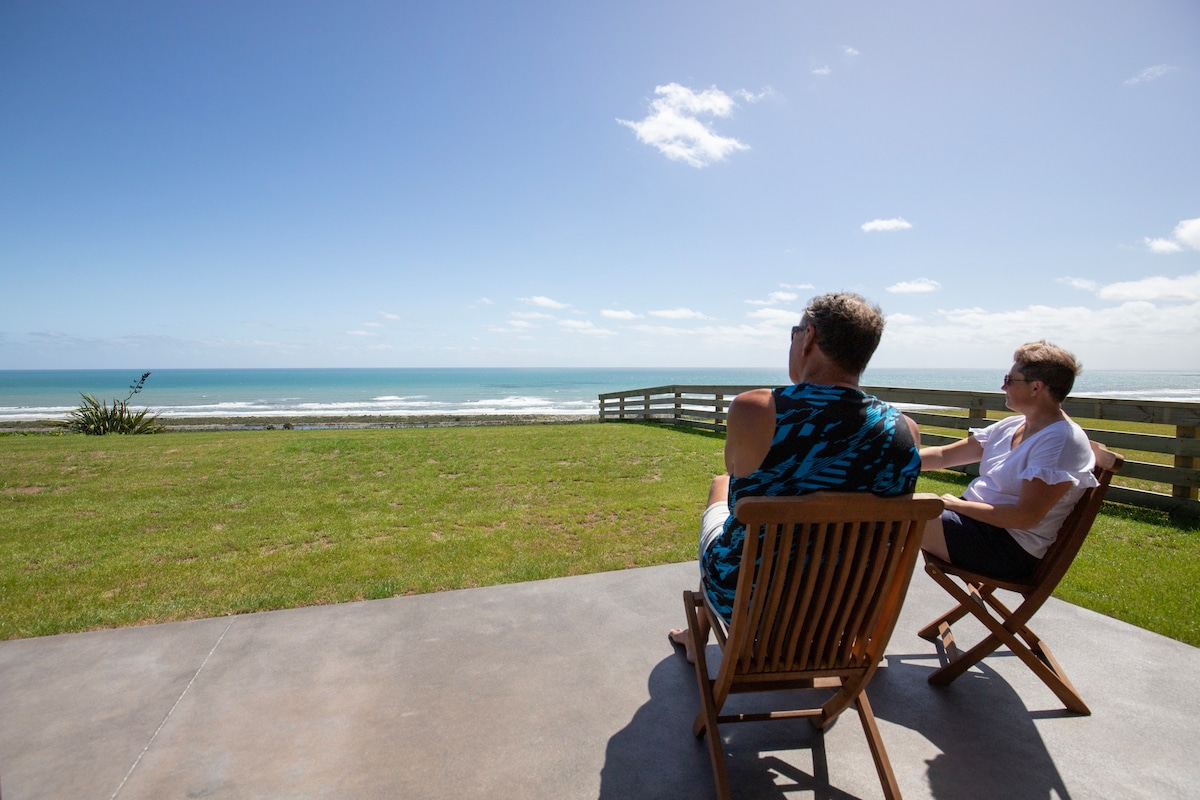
[727,492,942,682]
[684,491,944,800]
[1022,441,1124,592]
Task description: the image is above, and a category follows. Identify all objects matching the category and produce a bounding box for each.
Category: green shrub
[55,371,164,435]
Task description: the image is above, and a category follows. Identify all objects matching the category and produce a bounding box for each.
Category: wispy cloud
[601,309,641,320]
[1145,237,1183,254]
[812,66,832,76]
[617,83,751,168]
[1058,277,1099,292]
[512,311,556,320]
[843,45,860,57]
[1145,217,1200,253]
[745,291,799,306]
[379,311,401,320]
[558,319,616,336]
[1123,64,1176,86]
[861,217,913,232]
[519,295,571,309]
[886,278,940,294]
[736,88,774,103]
[346,329,377,337]
[649,308,713,320]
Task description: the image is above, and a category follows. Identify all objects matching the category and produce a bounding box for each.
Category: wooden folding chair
[683,492,944,800]
[918,442,1124,715]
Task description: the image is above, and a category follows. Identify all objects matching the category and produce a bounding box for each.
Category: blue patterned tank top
[699,383,921,621]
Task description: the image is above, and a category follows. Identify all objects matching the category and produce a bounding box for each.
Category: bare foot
[668,628,696,663]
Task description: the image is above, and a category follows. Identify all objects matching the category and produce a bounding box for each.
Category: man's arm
[724,388,776,478]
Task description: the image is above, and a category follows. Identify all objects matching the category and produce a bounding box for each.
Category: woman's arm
[941,477,1072,529]
[919,435,984,471]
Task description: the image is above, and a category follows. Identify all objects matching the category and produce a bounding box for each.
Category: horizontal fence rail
[598,384,1200,518]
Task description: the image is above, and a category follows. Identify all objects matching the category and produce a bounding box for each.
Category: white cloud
[379,311,401,320]
[507,320,535,330]
[875,300,1200,370]
[520,295,570,309]
[649,307,713,320]
[1174,218,1200,250]
[861,217,913,232]
[476,298,493,305]
[631,324,690,337]
[1123,64,1176,86]
[1058,277,1100,292]
[1145,236,1183,254]
[747,307,798,324]
[558,319,616,336]
[1097,271,1200,302]
[346,330,376,337]
[812,66,832,76]
[1145,217,1200,253]
[601,309,641,320]
[887,278,940,294]
[736,88,774,103]
[745,290,799,306]
[885,312,920,325]
[843,45,860,56]
[616,83,751,168]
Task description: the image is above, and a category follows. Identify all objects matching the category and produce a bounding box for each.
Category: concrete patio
[1,561,1196,799]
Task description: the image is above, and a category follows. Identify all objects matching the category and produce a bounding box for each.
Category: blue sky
[2,1,1197,371]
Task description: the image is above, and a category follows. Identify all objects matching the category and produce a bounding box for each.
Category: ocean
[1,367,1197,422]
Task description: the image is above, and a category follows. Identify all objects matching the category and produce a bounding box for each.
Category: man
[670,292,922,661]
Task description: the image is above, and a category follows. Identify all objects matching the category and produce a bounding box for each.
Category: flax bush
[55,371,164,435]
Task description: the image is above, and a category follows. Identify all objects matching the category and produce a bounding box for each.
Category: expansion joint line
[110,619,234,799]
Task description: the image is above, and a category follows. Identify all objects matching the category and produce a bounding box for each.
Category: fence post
[674,391,682,423]
[1175,425,1198,501]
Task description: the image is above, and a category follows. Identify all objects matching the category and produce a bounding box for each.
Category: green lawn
[2,422,1197,645]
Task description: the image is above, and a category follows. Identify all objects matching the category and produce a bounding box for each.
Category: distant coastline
[0,413,599,434]
[2,367,1196,432]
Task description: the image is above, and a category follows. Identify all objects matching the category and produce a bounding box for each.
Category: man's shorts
[942,509,1040,581]
[699,501,730,560]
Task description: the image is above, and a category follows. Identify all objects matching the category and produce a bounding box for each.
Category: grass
[2,422,1197,645]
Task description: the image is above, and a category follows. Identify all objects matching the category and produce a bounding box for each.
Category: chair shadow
[602,648,1074,799]
[600,654,880,800]
[868,652,1074,800]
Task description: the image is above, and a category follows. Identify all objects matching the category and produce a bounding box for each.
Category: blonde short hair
[1013,341,1081,402]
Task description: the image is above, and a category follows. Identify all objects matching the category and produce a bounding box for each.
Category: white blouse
[964,415,1099,558]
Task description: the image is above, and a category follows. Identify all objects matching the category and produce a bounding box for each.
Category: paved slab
[1,562,1197,799]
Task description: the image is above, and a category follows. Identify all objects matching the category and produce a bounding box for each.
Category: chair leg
[684,591,732,799]
[922,578,1092,714]
[854,691,902,800]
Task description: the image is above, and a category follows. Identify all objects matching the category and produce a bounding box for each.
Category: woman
[919,341,1098,580]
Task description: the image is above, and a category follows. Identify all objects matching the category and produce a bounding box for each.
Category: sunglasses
[1002,373,1036,387]
[791,324,808,340]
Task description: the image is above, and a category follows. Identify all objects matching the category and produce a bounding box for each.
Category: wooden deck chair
[683,492,944,800]
[917,441,1124,715]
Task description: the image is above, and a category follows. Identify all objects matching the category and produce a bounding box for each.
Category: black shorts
[941,509,1040,581]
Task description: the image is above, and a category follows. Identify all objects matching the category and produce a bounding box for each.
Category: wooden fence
[598,384,1200,517]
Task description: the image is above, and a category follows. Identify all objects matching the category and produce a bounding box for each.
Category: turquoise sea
[0,368,1197,422]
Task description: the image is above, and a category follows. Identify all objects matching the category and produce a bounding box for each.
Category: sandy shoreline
[0,413,600,434]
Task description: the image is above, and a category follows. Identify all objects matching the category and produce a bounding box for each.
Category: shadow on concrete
[869,652,1071,800]
[602,647,1073,800]
[602,654,885,800]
